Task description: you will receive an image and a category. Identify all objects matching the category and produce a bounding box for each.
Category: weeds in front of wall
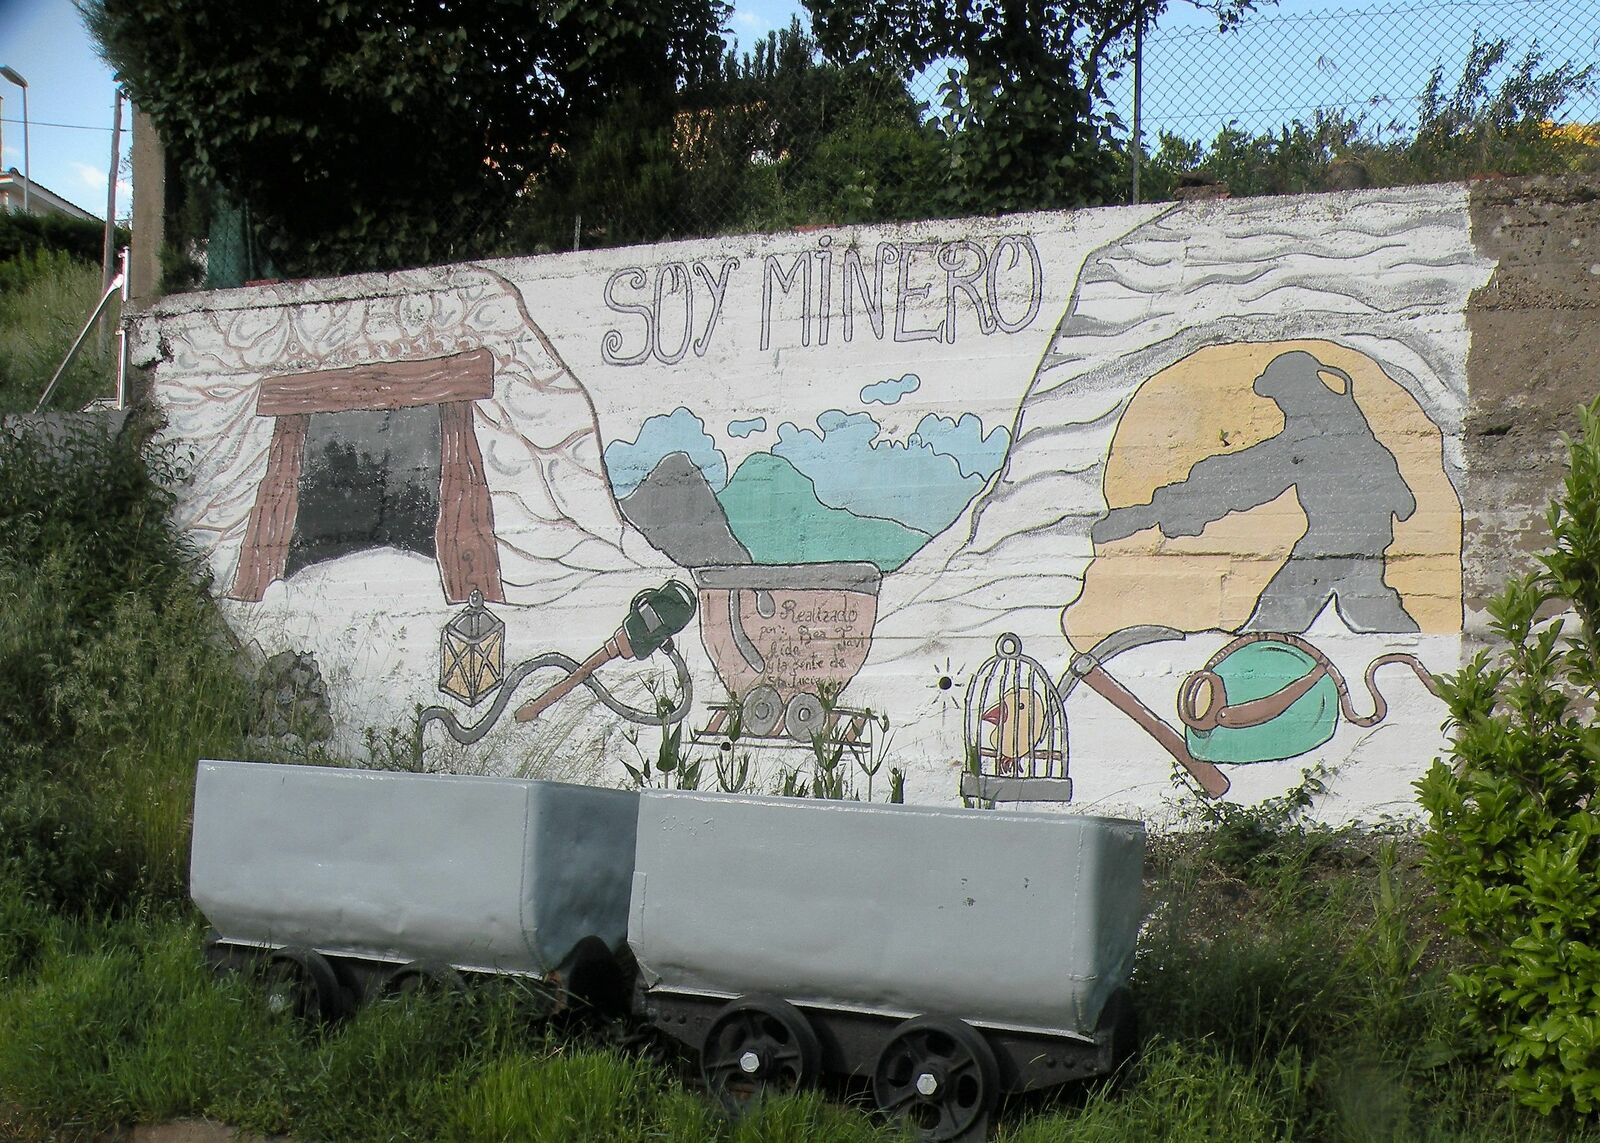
[621,686,704,791]
[618,679,903,803]
[961,740,983,808]
[0,421,253,914]
[0,249,119,412]
[5,810,1596,1142]
[1176,761,1337,877]
[773,682,901,803]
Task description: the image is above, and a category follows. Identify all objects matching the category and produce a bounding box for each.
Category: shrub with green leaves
[0,419,251,912]
[1418,397,1600,1116]
[1132,35,1599,202]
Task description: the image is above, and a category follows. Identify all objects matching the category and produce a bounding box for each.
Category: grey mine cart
[190,759,640,1019]
[629,790,1145,1142]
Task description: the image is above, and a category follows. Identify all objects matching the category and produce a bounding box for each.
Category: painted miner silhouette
[1092,350,1420,634]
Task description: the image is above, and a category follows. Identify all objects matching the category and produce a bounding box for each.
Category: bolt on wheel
[700,994,821,1116]
[872,1016,999,1142]
[259,946,347,1025]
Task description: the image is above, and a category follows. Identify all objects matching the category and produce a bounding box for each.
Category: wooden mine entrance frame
[229,349,502,604]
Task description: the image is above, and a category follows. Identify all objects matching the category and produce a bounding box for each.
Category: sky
[0,0,1589,221]
[0,0,129,218]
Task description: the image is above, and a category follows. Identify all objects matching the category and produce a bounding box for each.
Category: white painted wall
[134,185,1492,823]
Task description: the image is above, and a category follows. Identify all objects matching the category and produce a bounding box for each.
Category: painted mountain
[717,453,928,570]
[604,404,1011,573]
[617,451,751,568]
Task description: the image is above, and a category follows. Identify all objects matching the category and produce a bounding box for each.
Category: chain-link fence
[210,1,1600,267]
[1106,0,1600,146]
[571,0,1600,247]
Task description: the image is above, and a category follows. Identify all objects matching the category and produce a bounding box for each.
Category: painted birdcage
[959,633,1073,804]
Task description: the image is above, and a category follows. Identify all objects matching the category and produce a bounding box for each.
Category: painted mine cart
[691,561,881,755]
[631,789,1145,1142]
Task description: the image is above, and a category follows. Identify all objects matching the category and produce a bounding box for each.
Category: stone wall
[1464,177,1600,620]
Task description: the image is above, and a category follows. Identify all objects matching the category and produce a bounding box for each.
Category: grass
[0,881,904,1143]
[0,247,119,413]
[4,821,1599,1142]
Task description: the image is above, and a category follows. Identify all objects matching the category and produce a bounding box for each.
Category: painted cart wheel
[701,994,821,1115]
[260,946,347,1025]
[784,692,824,741]
[872,1016,999,1142]
[741,685,784,737]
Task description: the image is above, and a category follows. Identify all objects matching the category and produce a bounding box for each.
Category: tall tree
[803,0,1262,213]
[512,17,939,248]
[83,0,730,276]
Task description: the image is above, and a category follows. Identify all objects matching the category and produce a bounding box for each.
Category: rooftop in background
[0,169,100,224]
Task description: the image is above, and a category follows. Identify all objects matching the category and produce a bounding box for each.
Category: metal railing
[35,247,127,414]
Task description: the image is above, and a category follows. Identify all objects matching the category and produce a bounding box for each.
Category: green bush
[1418,398,1600,1116]
[1131,36,1599,202]
[0,421,250,911]
[0,209,126,268]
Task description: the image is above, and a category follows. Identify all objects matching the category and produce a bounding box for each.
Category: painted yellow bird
[982,688,1048,773]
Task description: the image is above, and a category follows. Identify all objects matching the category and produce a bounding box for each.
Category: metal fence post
[1132,16,1144,205]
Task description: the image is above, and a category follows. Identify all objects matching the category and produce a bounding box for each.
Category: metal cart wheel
[380,960,466,1001]
[784,692,824,741]
[701,994,821,1115]
[872,1015,999,1142]
[261,946,347,1025]
[741,685,784,737]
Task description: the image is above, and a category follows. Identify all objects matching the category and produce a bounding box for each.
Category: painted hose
[1177,631,1439,734]
[414,639,693,764]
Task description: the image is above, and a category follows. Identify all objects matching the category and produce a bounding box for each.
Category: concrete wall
[130,177,1598,822]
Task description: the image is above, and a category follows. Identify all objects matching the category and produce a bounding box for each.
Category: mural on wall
[601,387,1012,745]
[229,350,503,604]
[957,338,1456,802]
[135,187,1495,819]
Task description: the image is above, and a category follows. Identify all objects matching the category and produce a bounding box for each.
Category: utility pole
[101,88,124,352]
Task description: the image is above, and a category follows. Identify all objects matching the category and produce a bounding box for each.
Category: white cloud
[70,160,106,191]
[728,0,805,40]
[67,162,131,214]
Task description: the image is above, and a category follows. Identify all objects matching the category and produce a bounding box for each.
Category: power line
[0,116,115,133]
